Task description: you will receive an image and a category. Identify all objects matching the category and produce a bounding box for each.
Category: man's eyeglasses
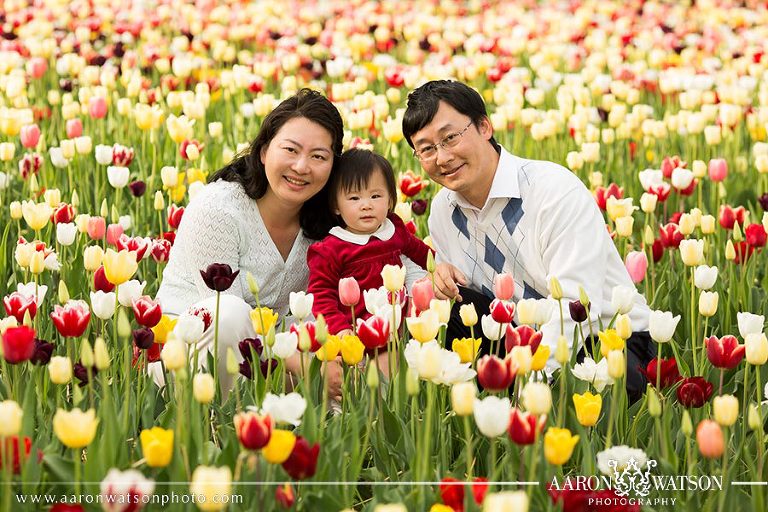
[413,120,473,162]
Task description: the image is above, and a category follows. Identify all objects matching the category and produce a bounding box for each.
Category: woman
[153,88,344,399]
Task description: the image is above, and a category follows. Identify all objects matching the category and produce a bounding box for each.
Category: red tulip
[150,238,172,263]
[112,144,135,167]
[234,411,273,450]
[745,224,767,248]
[356,315,390,350]
[649,183,671,202]
[492,272,515,301]
[52,203,76,224]
[594,183,623,211]
[661,155,686,179]
[705,335,745,369]
[19,152,43,179]
[398,170,428,197]
[3,292,37,323]
[0,436,32,474]
[179,139,204,160]
[290,321,320,352]
[19,124,40,148]
[94,266,115,293]
[508,408,543,445]
[200,263,239,292]
[676,377,714,408]
[505,324,543,355]
[734,241,756,264]
[477,354,516,391]
[677,178,697,196]
[718,204,746,230]
[50,300,91,338]
[659,223,683,249]
[708,158,728,182]
[281,436,320,480]
[549,486,640,512]
[116,234,149,260]
[51,504,85,512]
[411,279,434,312]
[27,57,47,79]
[384,67,405,87]
[132,296,163,328]
[168,205,185,230]
[639,358,681,389]
[2,325,36,364]
[275,483,295,509]
[489,299,515,324]
[439,477,488,510]
[338,277,361,307]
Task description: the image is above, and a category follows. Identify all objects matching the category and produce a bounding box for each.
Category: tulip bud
[29,175,39,193]
[246,271,259,297]
[71,190,80,208]
[607,350,624,379]
[79,338,94,368]
[459,304,478,327]
[748,404,762,431]
[681,409,693,436]
[161,338,187,371]
[111,205,120,224]
[712,394,738,427]
[643,225,655,245]
[265,324,276,348]
[548,276,563,300]
[58,280,70,304]
[100,199,109,218]
[29,251,45,274]
[578,286,589,307]
[733,222,743,242]
[48,356,73,385]
[700,215,715,234]
[226,347,239,375]
[647,385,661,417]
[94,337,110,370]
[10,201,22,219]
[405,367,419,396]
[154,191,165,211]
[366,360,379,389]
[117,308,132,338]
[616,314,632,339]
[315,315,328,345]
[193,373,216,404]
[297,325,312,352]
[725,240,736,261]
[555,335,569,364]
[426,251,436,274]
[451,382,476,416]
[745,332,768,365]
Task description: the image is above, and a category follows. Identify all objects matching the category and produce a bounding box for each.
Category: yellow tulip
[250,307,278,336]
[459,304,478,326]
[102,249,138,285]
[21,200,52,231]
[381,264,405,292]
[140,427,174,467]
[544,427,579,465]
[340,334,365,365]
[190,466,232,512]
[573,392,602,427]
[451,338,481,364]
[429,299,451,324]
[53,408,99,448]
[406,310,440,343]
[598,329,625,357]
[316,335,341,362]
[152,315,178,343]
[531,344,551,371]
[262,429,296,464]
[29,251,45,275]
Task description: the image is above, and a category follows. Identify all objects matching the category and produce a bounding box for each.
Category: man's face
[409,101,494,198]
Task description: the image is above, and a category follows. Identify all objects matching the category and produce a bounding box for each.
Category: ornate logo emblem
[609,457,657,497]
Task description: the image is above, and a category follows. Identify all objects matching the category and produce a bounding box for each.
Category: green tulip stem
[213,291,221,398]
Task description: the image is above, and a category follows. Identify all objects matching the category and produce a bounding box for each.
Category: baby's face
[334,170,390,235]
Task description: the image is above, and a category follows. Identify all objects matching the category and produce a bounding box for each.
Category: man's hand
[432,262,468,301]
[321,357,344,403]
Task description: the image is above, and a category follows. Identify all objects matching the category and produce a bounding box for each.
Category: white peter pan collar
[329,217,395,245]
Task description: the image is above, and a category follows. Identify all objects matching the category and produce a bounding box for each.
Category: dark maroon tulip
[411,199,428,216]
[676,377,713,408]
[132,328,155,350]
[281,436,320,480]
[73,363,98,387]
[758,193,768,211]
[260,359,278,377]
[569,300,588,323]
[239,361,253,380]
[30,339,55,365]
[239,338,264,361]
[200,263,239,292]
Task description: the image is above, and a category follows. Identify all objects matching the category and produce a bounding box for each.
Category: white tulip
[737,312,765,338]
[473,396,511,438]
[272,332,298,359]
[288,291,313,320]
[648,310,681,343]
[90,291,117,320]
[694,265,718,290]
[56,222,77,246]
[258,392,307,426]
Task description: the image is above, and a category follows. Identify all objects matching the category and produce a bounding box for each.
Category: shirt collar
[329,217,395,245]
[448,147,521,211]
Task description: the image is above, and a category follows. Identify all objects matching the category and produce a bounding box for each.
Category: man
[402,80,654,401]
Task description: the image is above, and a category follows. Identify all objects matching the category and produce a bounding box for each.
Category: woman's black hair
[402,79,500,152]
[329,148,398,226]
[208,88,344,240]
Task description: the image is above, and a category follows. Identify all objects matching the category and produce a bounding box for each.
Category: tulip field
[4,0,768,510]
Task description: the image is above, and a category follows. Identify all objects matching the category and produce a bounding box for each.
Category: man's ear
[478,116,494,140]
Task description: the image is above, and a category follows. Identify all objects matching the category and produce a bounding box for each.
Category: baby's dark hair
[329,148,398,212]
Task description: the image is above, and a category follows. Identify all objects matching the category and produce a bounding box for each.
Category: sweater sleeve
[390,214,433,269]
[307,241,351,335]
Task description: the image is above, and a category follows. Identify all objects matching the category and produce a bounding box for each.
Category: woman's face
[260,116,335,209]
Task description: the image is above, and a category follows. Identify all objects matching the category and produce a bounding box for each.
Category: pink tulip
[87,216,106,240]
[66,119,83,139]
[708,158,728,182]
[338,277,360,307]
[411,279,435,312]
[19,124,40,148]
[696,420,724,459]
[89,96,108,119]
[106,224,124,246]
[493,272,515,300]
[27,57,47,79]
[624,251,648,283]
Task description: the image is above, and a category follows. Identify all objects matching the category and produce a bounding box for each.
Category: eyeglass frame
[412,120,473,161]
